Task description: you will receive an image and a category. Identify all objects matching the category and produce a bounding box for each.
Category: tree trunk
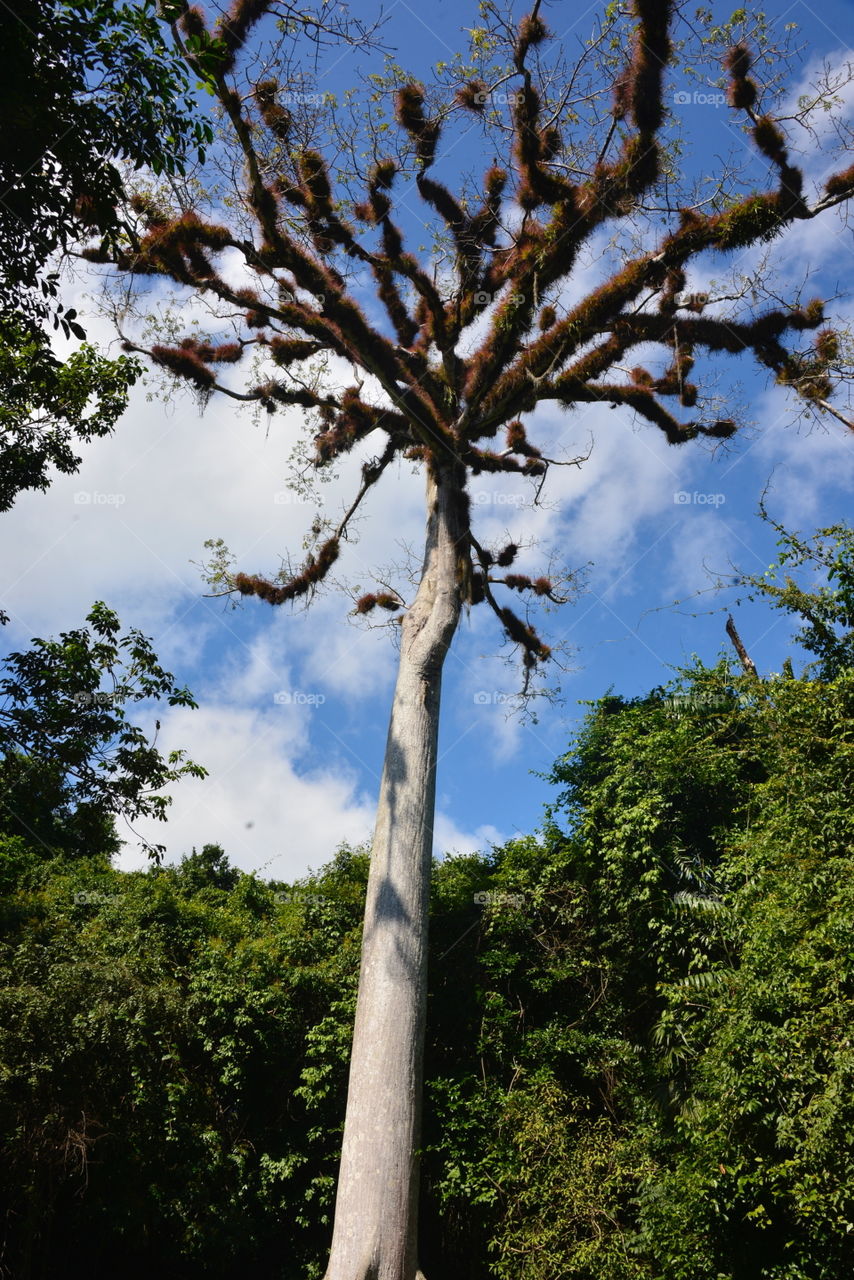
[323,459,469,1280]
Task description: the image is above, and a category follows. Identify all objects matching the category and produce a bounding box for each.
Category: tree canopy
[97,0,854,674]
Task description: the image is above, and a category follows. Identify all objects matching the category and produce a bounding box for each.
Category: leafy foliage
[638,669,854,1279]
[0,0,214,515]
[734,509,854,678]
[0,603,205,858]
[0,843,366,1278]
[0,315,139,513]
[3,533,854,1277]
[0,0,211,321]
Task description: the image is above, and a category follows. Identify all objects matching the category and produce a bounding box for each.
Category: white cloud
[752,386,854,523]
[118,691,504,880]
[432,812,504,860]
[120,700,377,879]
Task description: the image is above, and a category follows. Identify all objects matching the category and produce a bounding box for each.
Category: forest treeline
[2,522,853,1279]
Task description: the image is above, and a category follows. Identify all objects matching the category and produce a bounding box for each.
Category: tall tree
[96,1,854,1275]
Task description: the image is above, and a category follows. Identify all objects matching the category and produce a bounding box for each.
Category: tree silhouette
[93,1,854,1275]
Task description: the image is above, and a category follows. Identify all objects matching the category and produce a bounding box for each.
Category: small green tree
[0,0,212,326]
[734,508,854,679]
[0,315,139,515]
[0,603,205,859]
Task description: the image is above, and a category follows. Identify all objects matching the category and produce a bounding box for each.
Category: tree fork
[323,458,469,1280]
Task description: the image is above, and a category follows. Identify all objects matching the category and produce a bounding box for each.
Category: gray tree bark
[323,459,469,1280]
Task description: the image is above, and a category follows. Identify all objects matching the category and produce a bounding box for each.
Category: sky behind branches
[2,0,854,879]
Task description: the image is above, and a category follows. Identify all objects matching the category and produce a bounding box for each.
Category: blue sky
[2,0,854,878]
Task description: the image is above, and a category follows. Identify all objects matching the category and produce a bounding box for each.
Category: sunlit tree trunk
[324,459,468,1280]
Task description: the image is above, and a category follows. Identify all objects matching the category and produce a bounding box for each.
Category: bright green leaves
[0,316,140,513]
[0,604,205,858]
[735,510,854,679]
[0,843,370,1275]
[181,26,235,87]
